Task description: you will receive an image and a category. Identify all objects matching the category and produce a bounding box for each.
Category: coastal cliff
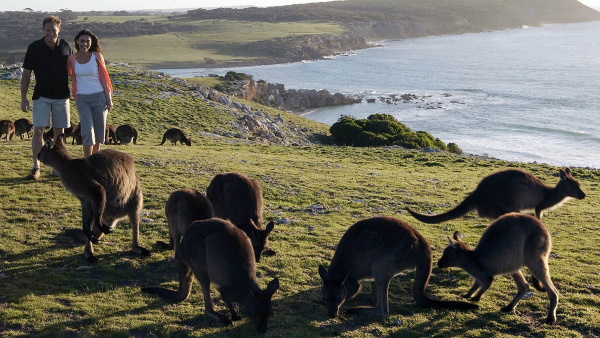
[184,0,600,66]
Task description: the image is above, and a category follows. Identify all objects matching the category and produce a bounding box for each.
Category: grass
[1,70,599,337]
[98,20,345,67]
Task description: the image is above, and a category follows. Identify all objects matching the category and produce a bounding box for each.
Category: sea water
[158,21,600,168]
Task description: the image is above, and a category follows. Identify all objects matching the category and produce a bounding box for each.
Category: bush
[447,142,463,154]
[329,114,460,151]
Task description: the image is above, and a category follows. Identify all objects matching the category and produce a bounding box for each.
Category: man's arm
[20,68,32,112]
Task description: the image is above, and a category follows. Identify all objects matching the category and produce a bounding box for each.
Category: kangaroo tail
[412,246,479,310]
[407,195,475,224]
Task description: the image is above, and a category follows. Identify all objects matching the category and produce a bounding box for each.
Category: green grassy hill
[1,69,599,336]
[1,0,599,68]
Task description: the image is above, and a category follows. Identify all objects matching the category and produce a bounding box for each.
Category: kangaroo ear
[452,231,462,241]
[318,265,330,281]
[447,236,458,248]
[559,169,566,180]
[44,138,54,149]
[564,167,572,176]
[56,134,66,145]
[249,219,259,229]
[266,277,279,296]
[249,281,261,297]
[264,221,275,234]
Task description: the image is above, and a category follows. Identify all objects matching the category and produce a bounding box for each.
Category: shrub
[329,114,460,151]
[447,142,463,154]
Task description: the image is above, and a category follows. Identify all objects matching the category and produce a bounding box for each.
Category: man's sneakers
[27,167,40,180]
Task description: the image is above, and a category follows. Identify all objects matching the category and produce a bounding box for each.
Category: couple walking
[20,16,113,180]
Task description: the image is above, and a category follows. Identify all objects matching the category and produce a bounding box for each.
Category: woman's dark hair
[74,29,101,53]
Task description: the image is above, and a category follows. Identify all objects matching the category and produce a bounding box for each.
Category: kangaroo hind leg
[501,270,529,312]
[528,262,559,324]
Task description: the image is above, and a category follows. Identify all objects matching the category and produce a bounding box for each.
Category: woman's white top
[75,53,104,95]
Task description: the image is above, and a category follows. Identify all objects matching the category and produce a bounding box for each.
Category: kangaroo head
[318,265,350,318]
[438,231,470,269]
[248,220,275,263]
[245,278,279,333]
[558,167,586,200]
[38,134,69,164]
[185,138,191,146]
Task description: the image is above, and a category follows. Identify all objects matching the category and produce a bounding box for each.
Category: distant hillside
[0,0,598,67]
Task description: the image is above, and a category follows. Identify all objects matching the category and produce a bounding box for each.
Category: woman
[67,29,113,156]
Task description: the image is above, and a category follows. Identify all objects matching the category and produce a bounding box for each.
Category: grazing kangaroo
[141,218,279,332]
[318,216,478,318]
[160,128,191,146]
[115,124,138,145]
[13,118,33,140]
[407,168,585,223]
[438,213,559,324]
[206,172,275,262]
[157,189,214,251]
[0,120,16,141]
[38,135,150,263]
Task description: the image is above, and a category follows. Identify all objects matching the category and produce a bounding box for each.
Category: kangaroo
[71,123,81,145]
[206,172,275,262]
[13,118,33,140]
[43,120,76,142]
[141,218,279,332]
[157,189,214,252]
[0,120,16,141]
[38,135,150,263]
[160,128,191,146]
[318,216,478,318]
[438,213,559,324]
[105,124,117,145]
[72,123,116,145]
[115,124,138,145]
[407,168,585,223]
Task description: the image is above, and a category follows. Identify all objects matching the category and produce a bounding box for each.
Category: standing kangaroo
[407,168,585,223]
[38,135,150,263]
[438,213,559,324]
[141,218,279,333]
[160,128,191,146]
[0,120,16,141]
[318,216,478,318]
[206,172,275,262]
[156,189,214,252]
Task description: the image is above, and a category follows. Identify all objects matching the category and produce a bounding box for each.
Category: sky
[1,0,599,12]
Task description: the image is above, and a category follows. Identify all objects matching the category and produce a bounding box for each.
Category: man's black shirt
[23,38,72,100]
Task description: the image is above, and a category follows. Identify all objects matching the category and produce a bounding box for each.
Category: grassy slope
[1,75,599,337]
[98,19,345,67]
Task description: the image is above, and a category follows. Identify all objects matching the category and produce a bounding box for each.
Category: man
[20,16,72,180]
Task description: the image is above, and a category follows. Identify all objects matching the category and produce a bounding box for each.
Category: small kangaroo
[43,120,76,142]
[407,168,585,223]
[105,124,117,145]
[160,128,191,146]
[141,218,279,333]
[157,189,214,252]
[0,120,16,141]
[438,213,559,324]
[115,124,138,145]
[318,216,478,318]
[206,172,275,262]
[72,123,116,145]
[13,118,33,140]
[38,135,150,263]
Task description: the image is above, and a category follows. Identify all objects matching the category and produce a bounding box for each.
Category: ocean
[157,21,600,169]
